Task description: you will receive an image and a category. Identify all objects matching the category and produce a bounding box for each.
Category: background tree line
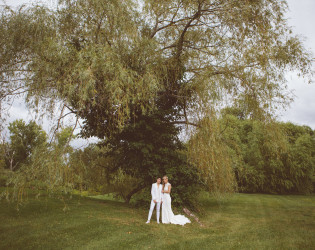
[220,108,315,194]
[1,114,314,210]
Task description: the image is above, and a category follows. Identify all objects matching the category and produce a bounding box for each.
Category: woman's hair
[162,175,168,190]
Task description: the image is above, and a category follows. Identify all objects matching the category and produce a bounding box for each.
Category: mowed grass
[0,192,314,250]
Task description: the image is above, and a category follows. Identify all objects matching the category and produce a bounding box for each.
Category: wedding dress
[161,182,191,225]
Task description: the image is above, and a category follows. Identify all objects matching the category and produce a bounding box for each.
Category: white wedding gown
[161,183,191,225]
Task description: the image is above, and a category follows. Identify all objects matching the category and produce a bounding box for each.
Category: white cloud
[279,0,315,129]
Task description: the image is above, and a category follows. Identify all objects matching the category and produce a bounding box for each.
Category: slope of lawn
[0,191,314,249]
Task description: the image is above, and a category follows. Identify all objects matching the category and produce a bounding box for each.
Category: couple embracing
[146,176,191,226]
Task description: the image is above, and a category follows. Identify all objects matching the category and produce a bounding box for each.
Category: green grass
[0,192,314,250]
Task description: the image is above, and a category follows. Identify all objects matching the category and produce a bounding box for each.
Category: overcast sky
[2,0,315,148]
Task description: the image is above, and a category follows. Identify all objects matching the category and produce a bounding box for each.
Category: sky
[2,0,315,148]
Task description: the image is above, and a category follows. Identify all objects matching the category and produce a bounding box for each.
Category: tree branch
[175,4,202,60]
[170,120,200,127]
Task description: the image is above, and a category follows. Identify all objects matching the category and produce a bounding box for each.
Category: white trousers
[147,200,161,222]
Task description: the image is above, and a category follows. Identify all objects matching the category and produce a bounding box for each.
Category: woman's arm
[163,184,171,194]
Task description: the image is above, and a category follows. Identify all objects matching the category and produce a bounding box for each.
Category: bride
[161,176,191,225]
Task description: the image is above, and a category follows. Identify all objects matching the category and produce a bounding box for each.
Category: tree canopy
[6,119,47,171]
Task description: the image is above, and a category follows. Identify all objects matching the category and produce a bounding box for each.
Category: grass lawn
[0,191,314,250]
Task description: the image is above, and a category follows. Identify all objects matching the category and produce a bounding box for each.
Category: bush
[0,169,12,187]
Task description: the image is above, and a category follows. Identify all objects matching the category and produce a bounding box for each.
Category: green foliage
[162,153,203,210]
[0,169,12,187]
[6,119,47,171]
[287,133,315,193]
[4,126,77,204]
[108,168,137,201]
[106,113,181,181]
[220,109,315,194]
[69,143,140,201]
[69,144,112,194]
[1,0,314,198]
[0,143,6,170]
[104,112,202,208]
[55,127,76,149]
[188,113,237,195]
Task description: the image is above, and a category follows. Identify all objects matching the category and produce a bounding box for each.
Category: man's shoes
[146,220,150,224]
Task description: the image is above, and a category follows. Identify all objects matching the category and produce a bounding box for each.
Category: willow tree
[0,0,313,195]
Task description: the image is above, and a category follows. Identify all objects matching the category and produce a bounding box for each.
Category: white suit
[147,183,163,222]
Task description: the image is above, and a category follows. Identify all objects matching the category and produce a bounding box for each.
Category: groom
[146,177,163,224]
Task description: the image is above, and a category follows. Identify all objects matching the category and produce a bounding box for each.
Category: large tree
[6,119,47,171]
[104,111,201,204]
[0,0,313,193]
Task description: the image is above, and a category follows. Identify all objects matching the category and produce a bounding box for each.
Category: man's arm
[151,184,157,202]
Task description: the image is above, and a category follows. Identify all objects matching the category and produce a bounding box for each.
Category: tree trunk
[124,184,146,204]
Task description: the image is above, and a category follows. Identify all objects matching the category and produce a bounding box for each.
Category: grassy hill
[0,192,314,249]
